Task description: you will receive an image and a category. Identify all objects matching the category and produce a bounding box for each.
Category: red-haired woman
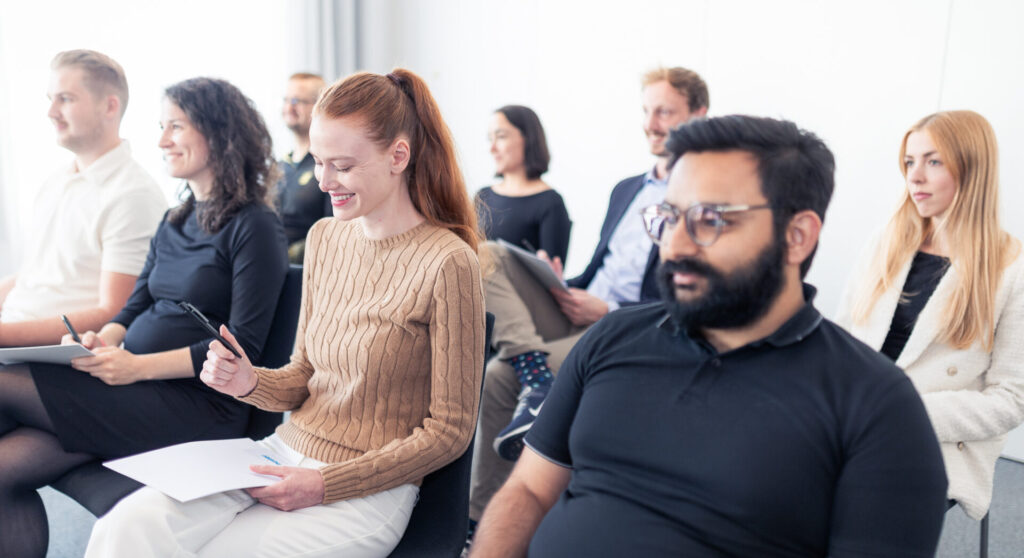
[87,69,486,558]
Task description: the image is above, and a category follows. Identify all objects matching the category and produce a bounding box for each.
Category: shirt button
[957,441,966,451]
[711,358,722,367]
[947,366,958,376]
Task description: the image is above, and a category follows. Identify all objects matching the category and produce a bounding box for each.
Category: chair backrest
[388,312,495,557]
[246,264,303,438]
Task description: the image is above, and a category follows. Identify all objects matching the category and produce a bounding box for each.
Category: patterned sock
[506,350,554,389]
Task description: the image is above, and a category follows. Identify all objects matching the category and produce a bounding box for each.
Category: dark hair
[165,78,279,233]
[314,69,481,251]
[495,105,550,180]
[665,115,835,277]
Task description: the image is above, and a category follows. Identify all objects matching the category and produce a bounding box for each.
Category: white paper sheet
[0,343,94,365]
[103,438,291,502]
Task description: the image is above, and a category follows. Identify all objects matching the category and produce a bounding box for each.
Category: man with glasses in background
[469,67,709,540]
[469,115,949,558]
[277,72,330,263]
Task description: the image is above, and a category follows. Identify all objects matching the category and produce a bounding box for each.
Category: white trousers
[85,435,419,558]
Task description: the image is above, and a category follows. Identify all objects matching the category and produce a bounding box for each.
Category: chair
[49,264,303,516]
[979,511,989,558]
[388,312,495,558]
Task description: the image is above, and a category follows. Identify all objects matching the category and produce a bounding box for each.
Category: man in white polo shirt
[0,50,165,347]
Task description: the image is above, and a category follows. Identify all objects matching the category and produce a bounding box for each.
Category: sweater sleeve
[920,257,1024,442]
[239,222,324,411]
[317,249,485,504]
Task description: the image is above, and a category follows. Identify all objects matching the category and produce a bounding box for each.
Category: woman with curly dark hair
[0,77,288,558]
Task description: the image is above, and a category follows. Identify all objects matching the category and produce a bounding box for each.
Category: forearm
[133,347,195,380]
[0,305,123,347]
[470,480,550,558]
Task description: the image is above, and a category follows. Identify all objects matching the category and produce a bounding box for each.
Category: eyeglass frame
[640,201,772,247]
[282,96,317,106]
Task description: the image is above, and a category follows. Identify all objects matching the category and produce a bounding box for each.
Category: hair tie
[386,72,414,103]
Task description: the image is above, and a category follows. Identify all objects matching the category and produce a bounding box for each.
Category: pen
[261,454,281,465]
[61,315,82,344]
[521,239,537,253]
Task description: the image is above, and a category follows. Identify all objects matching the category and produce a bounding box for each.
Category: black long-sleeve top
[476,186,572,264]
[112,202,289,376]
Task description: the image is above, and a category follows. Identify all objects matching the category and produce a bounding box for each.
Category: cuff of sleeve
[605,300,620,313]
[319,463,369,504]
[188,341,207,377]
[237,369,274,407]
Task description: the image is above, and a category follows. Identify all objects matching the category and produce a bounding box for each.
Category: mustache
[660,258,716,277]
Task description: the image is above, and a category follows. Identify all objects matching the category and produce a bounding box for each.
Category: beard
[657,235,786,331]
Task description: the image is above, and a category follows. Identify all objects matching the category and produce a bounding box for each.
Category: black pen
[177,302,243,358]
[61,315,82,343]
[521,239,537,253]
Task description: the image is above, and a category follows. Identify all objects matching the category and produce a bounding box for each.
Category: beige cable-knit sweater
[241,218,485,504]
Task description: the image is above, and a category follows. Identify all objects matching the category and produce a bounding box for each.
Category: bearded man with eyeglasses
[470,115,948,558]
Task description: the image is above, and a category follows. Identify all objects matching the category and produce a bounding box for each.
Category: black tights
[0,364,94,558]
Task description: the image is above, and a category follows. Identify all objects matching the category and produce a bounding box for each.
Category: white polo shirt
[1,141,166,322]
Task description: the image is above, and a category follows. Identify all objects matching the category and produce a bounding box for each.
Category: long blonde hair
[851,110,1019,351]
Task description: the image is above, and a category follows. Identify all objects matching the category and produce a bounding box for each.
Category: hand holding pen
[60,315,107,349]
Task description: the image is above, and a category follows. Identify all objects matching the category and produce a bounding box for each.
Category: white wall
[358,0,1024,318]
[0,0,293,270]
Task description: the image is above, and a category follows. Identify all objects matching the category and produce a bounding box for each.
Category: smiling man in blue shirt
[470,69,711,532]
[470,115,948,558]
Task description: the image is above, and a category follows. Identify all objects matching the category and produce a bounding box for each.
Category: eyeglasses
[640,202,771,247]
[282,97,316,106]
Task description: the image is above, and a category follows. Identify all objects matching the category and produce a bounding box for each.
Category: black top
[276,151,332,244]
[113,203,289,376]
[476,186,571,264]
[525,286,948,558]
[880,251,950,360]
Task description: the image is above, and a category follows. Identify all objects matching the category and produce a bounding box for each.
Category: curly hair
[164,77,279,233]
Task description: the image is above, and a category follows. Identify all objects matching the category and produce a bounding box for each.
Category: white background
[1,0,1022,318]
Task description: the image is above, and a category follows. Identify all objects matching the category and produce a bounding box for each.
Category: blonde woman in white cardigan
[836,110,1024,520]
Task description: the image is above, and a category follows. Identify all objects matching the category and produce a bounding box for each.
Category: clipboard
[0,344,95,365]
[497,239,568,292]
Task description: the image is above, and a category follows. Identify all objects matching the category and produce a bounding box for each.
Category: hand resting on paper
[70,345,143,385]
[201,325,258,397]
[246,464,326,511]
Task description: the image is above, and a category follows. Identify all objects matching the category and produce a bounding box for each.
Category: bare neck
[700,272,806,353]
[73,135,122,171]
[654,156,670,180]
[291,134,311,162]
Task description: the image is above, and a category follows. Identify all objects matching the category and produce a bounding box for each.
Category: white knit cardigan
[836,237,1024,520]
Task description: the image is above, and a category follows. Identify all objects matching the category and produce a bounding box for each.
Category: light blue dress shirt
[586,168,667,311]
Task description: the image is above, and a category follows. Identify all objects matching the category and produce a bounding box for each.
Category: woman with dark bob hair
[0,77,287,557]
[86,69,484,557]
[476,105,571,264]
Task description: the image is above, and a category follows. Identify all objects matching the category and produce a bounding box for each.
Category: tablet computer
[497,239,569,292]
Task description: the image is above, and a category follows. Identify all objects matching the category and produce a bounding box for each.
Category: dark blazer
[567,173,660,304]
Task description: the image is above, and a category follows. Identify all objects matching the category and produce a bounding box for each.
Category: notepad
[104,438,292,502]
[0,344,94,365]
[497,239,569,292]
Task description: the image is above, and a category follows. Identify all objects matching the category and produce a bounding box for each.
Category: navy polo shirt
[277,151,332,245]
[525,286,948,557]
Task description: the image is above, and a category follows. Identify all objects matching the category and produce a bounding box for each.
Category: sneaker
[493,384,548,461]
